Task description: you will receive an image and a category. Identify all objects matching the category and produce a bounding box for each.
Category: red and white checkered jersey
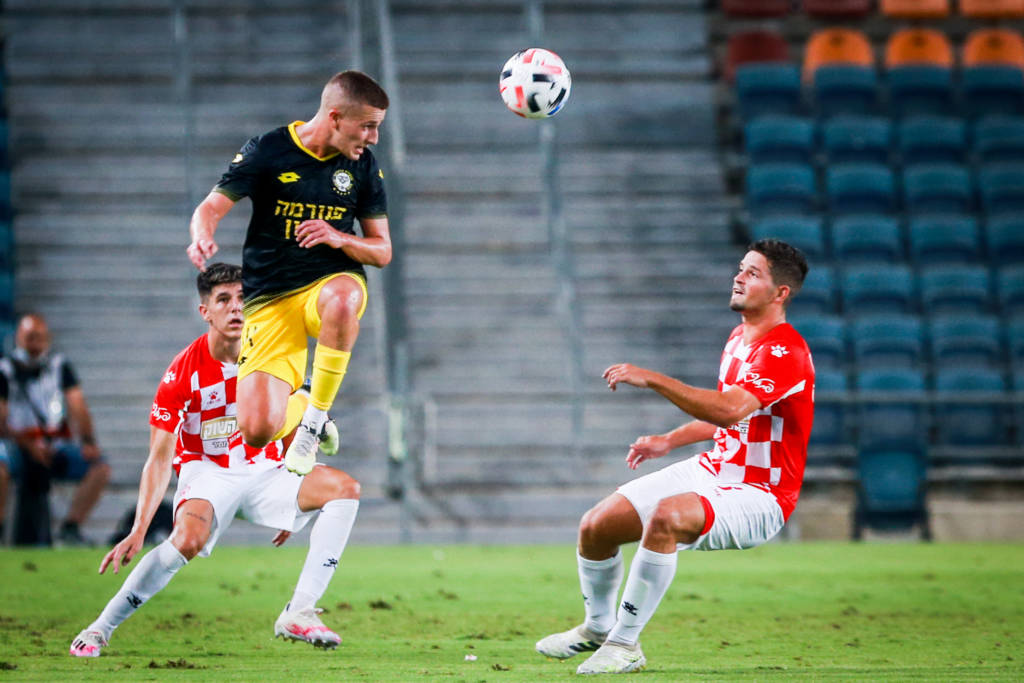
[149,334,283,474]
[698,322,815,520]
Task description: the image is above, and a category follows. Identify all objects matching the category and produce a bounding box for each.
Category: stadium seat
[962,66,1024,118]
[973,115,1024,163]
[812,66,880,118]
[0,271,13,323]
[929,313,1004,368]
[908,215,982,264]
[810,367,850,446]
[855,367,929,450]
[736,64,803,119]
[1008,316,1024,367]
[826,163,896,214]
[725,30,790,83]
[850,314,926,368]
[899,116,966,164]
[791,314,847,368]
[986,215,1024,265]
[882,0,950,18]
[887,66,955,118]
[790,264,837,314]
[996,265,1024,316]
[823,115,892,164]
[902,163,973,214]
[723,0,791,17]
[804,28,875,81]
[803,0,873,18]
[831,215,905,263]
[886,28,954,68]
[749,215,827,259]
[978,162,1024,215]
[919,264,993,314]
[744,116,816,163]
[934,367,1010,446]
[853,443,930,540]
[842,263,916,314]
[963,28,1024,69]
[960,0,1024,19]
[746,162,818,215]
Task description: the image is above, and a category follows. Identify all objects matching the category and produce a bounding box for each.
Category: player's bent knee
[326,468,360,501]
[170,528,206,561]
[648,494,704,545]
[236,417,276,450]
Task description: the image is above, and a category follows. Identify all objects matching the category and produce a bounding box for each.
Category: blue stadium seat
[790,264,836,315]
[822,115,892,164]
[978,162,1024,215]
[811,367,849,446]
[898,116,966,164]
[850,314,925,368]
[744,115,816,163]
[907,214,982,264]
[1008,316,1024,368]
[855,367,929,448]
[831,215,904,263]
[826,163,896,214]
[748,215,826,259]
[842,263,916,314]
[791,314,846,368]
[853,443,930,539]
[736,63,803,119]
[902,163,973,214]
[987,215,1024,265]
[934,367,1010,446]
[746,162,817,215]
[962,65,1024,119]
[919,264,992,314]
[813,65,880,118]
[929,314,1004,368]
[996,265,1024,316]
[974,115,1024,163]
[887,65,955,118]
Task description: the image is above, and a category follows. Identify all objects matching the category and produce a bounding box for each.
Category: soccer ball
[499,48,571,119]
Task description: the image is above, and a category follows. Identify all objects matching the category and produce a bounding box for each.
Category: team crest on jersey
[162,371,176,384]
[332,169,354,195]
[770,344,789,358]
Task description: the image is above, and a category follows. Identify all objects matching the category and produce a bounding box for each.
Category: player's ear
[198,302,211,322]
[775,284,791,306]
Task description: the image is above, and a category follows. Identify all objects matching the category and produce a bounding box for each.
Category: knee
[329,470,360,501]
[647,495,704,546]
[578,505,608,551]
[237,416,275,449]
[170,528,206,561]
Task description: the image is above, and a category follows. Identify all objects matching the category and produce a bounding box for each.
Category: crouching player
[70,263,358,657]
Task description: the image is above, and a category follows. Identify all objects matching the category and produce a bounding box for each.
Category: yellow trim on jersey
[287,121,342,162]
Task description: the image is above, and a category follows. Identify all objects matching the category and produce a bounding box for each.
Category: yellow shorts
[237,272,367,389]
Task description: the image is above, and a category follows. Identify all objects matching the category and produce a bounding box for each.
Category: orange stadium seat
[882,0,951,17]
[960,0,1024,18]
[964,29,1024,68]
[885,29,954,68]
[725,29,790,83]
[804,28,875,81]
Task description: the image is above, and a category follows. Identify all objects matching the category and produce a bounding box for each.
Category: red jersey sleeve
[733,338,811,409]
[150,356,188,434]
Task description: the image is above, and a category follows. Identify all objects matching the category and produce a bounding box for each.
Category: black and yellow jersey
[214,120,388,308]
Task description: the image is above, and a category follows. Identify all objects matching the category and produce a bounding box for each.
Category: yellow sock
[271,390,310,442]
[309,344,351,411]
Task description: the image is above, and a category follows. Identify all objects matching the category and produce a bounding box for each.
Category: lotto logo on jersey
[201,416,237,440]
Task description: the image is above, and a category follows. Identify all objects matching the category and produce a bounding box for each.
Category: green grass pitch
[1,542,1022,680]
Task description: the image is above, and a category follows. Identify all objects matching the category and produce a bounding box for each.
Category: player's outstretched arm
[99,427,177,575]
[625,420,718,470]
[294,215,392,267]
[187,191,236,271]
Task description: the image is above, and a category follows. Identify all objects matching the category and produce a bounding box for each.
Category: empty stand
[960,0,1024,19]
[792,314,847,368]
[744,115,815,163]
[919,264,993,313]
[882,0,951,18]
[978,162,1024,214]
[826,163,896,214]
[725,29,789,83]
[899,116,966,163]
[804,28,875,80]
[853,443,931,540]
[832,214,905,262]
[987,215,1024,264]
[746,162,818,214]
[997,265,1024,315]
[962,65,1024,118]
[902,163,974,214]
[974,115,1024,163]
[963,28,1024,68]
[886,28,954,68]
[823,115,892,164]
[842,263,916,313]
[929,313,1004,367]
[735,63,803,118]
[851,314,926,368]
[749,214,826,258]
[722,0,791,18]
[804,0,874,18]
[934,367,1010,446]
[790,264,837,314]
[908,214,983,263]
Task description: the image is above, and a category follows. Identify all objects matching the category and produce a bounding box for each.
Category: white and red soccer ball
[499,48,571,119]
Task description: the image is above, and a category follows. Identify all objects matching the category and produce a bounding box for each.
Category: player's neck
[295,117,337,159]
[740,308,786,344]
[207,333,241,364]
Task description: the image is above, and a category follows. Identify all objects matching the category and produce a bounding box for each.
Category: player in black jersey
[187,71,392,475]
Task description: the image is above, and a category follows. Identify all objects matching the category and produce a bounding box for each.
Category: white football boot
[536,624,607,660]
[284,423,320,475]
[274,606,341,649]
[318,419,340,456]
[69,629,107,658]
[576,641,646,675]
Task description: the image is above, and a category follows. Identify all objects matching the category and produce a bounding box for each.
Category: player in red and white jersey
[70,264,361,658]
[537,239,814,675]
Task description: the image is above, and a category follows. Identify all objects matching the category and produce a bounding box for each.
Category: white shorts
[173,459,317,557]
[617,455,785,552]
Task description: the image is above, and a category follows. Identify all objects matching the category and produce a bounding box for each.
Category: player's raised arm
[99,426,177,575]
[187,191,236,271]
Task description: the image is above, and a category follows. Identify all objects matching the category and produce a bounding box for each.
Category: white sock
[288,498,358,612]
[607,546,677,647]
[300,405,329,435]
[578,551,623,636]
[89,540,188,640]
